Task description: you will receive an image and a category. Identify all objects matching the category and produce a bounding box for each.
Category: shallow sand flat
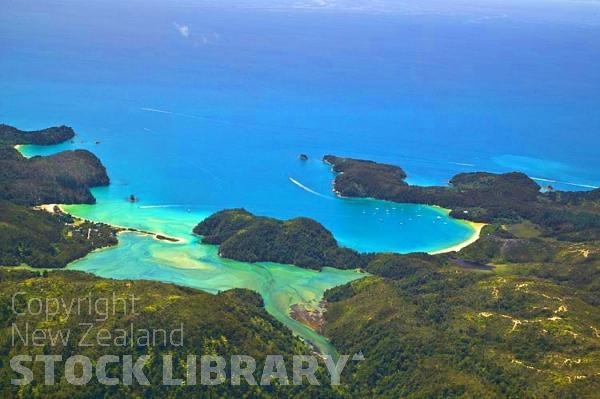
[66,232,364,355]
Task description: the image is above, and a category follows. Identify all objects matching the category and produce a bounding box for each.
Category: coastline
[427,205,486,254]
[13,144,31,159]
[38,198,483,256]
[429,220,486,255]
[35,204,183,244]
[328,192,486,254]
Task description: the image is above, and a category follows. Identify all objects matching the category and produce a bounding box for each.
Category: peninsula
[1,124,109,205]
[192,155,600,397]
[325,155,600,241]
[0,124,117,267]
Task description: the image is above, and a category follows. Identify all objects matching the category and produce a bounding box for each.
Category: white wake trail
[450,161,475,167]
[288,177,331,199]
[531,177,599,189]
[140,107,201,119]
[141,106,229,122]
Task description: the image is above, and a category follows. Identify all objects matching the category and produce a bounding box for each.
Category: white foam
[561,182,599,189]
[288,177,331,199]
[141,107,226,124]
[531,176,598,189]
[530,176,556,183]
[140,107,174,115]
[140,107,202,120]
[450,161,475,167]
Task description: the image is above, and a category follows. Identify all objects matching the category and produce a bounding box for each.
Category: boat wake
[140,107,208,120]
[450,161,475,167]
[288,177,331,199]
[140,106,345,137]
[531,177,599,190]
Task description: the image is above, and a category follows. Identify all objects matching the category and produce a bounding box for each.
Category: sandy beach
[430,221,486,255]
[34,203,183,244]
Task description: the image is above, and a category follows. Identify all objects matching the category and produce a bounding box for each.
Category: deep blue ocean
[3,0,600,352]
[3,1,600,195]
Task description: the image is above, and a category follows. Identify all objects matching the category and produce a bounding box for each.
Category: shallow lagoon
[60,192,472,354]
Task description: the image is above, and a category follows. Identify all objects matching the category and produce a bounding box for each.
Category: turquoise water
[66,232,363,356]
[4,0,600,353]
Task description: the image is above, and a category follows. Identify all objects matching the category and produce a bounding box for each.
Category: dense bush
[0,124,74,146]
[0,124,116,268]
[323,270,600,398]
[0,270,343,398]
[0,201,117,268]
[325,155,600,240]
[194,209,364,270]
[0,125,109,205]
